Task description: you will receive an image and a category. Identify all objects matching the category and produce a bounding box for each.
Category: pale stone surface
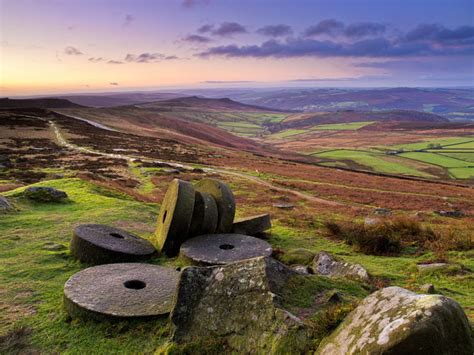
[317,286,473,355]
[313,251,370,282]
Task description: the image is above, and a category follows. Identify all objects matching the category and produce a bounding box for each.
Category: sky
[1,0,473,96]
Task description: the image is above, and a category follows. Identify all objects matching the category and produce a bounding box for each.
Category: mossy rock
[316,286,474,354]
[23,186,68,202]
[280,248,315,266]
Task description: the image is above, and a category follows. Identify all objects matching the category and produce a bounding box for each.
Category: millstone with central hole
[189,191,218,237]
[180,233,273,265]
[64,263,179,320]
[154,179,195,256]
[70,224,156,265]
[194,179,235,233]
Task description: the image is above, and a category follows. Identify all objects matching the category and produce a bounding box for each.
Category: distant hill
[178,87,474,120]
[278,110,449,130]
[56,92,184,107]
[138,96,283,112]
[0,97,84,109]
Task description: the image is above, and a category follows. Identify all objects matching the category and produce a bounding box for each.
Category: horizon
[1,0,474,95]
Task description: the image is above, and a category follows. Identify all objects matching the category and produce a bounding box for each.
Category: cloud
[197,37,474,58]
[304,19,344,37]
[107,60,123,64]
[88,57,103,62]
[257,25,293,37]
[212,22,247,37]
[201,80,256,84]
[67,25,75,31]
[182,0,210,8]
[344,22,386,38]
[183,34,211,43]
[197,24,213,33]
[124,53,179,63]
[404,24,474,44]
[109,82,119,86]
[64,46,83,55]
[123,14,134,27]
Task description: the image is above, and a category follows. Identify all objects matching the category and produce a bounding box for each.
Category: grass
[311,121,375,131]
[392,137,474,151]
[1,177,473,353]
[448,167,474,179]
[400,152,469,168]
[313,149,433,177]
[0,178,171,353]
[447,141,474,149]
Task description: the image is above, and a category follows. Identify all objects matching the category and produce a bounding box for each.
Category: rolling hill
[0,97,84,109]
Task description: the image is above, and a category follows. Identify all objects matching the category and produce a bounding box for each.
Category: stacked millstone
[153,178,273,262]
[63,178,272,321]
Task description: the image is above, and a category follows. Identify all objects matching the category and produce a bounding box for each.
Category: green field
[313,149,434,177]
[438,152,474,163]
[447,140,474,149]
[311,121,375,130]
[269,129,308,139]
[392,137,474,151]
[399,152,469,168]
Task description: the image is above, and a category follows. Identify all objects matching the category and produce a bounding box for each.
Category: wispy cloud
[182,0,210,8]
[107,60,123,64]
[211,22,247,37]
[123,14,134,27]
[109,82,119,86]
[304,19,344,37]
[183,34,212,43]
[257,25,293,37]
[88,57,104,62]
[124,52,179,63]
[64,46,83,55]
[201,80,256,84]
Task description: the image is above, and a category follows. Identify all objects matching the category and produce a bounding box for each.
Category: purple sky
[1,0,474,95]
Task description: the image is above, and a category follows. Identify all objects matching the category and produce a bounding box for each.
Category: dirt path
[49,120,345,207]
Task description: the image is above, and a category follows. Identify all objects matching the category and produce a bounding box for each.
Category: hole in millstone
[176,267,181,271]
[162,210,168,223]
[110,233,124,239]
[219,244,234,250]
[123,280,146,290]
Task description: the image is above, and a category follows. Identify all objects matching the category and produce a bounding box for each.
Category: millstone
[64,263,179,320]
[194,179,235,233]
[180,233,273,265]
[232,213,271,235]
[70,224,156,265]
[154,179,195,256]
[189,191,218,237]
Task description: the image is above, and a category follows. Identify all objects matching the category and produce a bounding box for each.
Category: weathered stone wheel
[194,179,235,233]
[180,233,273,265]
[189,191,218,237]
[154,179,195,256]
[64,263,180,321]
[232,213,272,235]
[70,224,156,265]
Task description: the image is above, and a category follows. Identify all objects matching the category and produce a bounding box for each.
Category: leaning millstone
[313,251,370,282]
[64,263,179,320]
[194,179,235,233]
[180,233,272,265]
[171,257,311,353]
[0,196,13,212]
[70,224,156,265]
[154,179,195,256]
[188,191,218,237]
[231,213,271,235]
[316,286,473,355]
[23,186,67,202]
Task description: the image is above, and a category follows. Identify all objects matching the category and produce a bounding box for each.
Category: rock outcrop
[171,257,312,353]
[313,251,370,282]
[24,186,68,202]
[317,286,473,355]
